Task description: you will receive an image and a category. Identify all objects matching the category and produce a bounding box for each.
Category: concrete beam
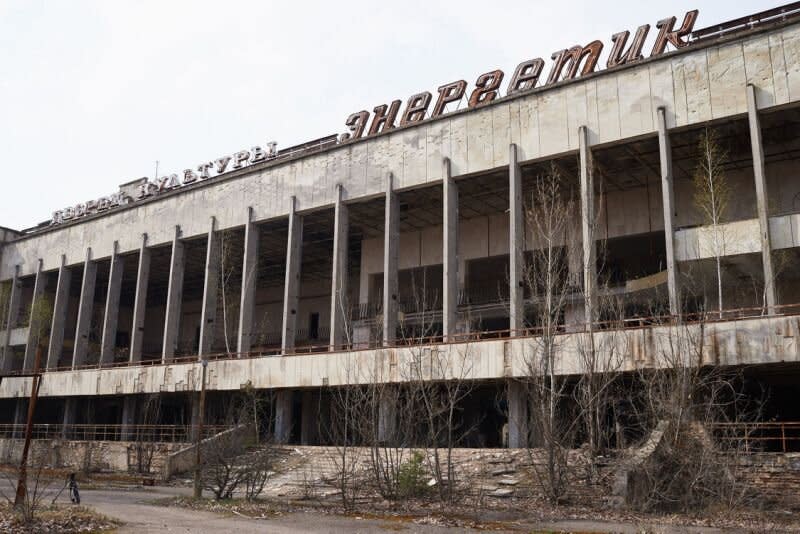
[274,389,294,444]
[578,126,597,326]
[73,248,97,369]
[281,197,303,353]
[129,234,150,363]
[746,84,777,314]
[23,259,44,371]
[237,208,259,355]
[509,143,524,332]
[199,217,220,358]
[443,158,458,341]
[383,173,399,346]
[162,226,185,362]
[47,256,71,369]
[657,107,680,317]
[100,241,124,366]
[330,185,349,350]
[1,265,20,373]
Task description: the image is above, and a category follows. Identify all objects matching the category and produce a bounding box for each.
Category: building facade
[2,6,800,448]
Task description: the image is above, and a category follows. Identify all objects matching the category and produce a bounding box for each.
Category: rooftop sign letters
[339,10,698,142]
[51,142,278,225]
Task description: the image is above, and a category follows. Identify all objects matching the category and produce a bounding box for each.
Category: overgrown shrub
[397,451,428,499]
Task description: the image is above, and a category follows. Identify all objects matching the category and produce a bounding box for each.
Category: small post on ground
[193,359,208,499]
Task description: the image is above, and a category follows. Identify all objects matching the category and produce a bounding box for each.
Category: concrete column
[300,390,318,445]
[383,173,399,346]
[237,208,259,355]
[330,185,350,350]
[121,396,137,441]
[199,217,221,358]
[509,144,524,333]
[507,380,529,448]
[377,390,397,444]
[274,390,294,444]
[162,226,185,362]
[61,397,77,439]
[281,197,303,353]
[657,107,680,317]
[73,248,97,369]
[1,265,21,373]
[578,126,597,327]
[746,84,777,314]
[443,158,459,340]
[23,259,45,371]
[100,242,124,366]
[47,256,71,370]
[129,234,150,363]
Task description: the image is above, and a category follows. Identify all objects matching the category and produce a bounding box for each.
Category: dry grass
[0,502,119,533]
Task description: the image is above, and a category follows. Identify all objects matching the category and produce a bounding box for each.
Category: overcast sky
[0,0,783,230]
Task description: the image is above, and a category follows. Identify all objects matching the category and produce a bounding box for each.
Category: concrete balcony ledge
[675,213,800,262]
[1,313,798,399]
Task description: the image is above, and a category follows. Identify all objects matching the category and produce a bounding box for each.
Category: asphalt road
[72,485,744,533]
[80,485,492,533]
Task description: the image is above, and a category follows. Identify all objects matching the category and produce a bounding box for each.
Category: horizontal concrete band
[1,313,797,399]
[4,21,800,279]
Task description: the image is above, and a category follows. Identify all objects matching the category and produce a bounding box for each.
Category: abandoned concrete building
[2,6,800,457]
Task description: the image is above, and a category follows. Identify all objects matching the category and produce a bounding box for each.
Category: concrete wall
[0,437,184,474]
[4,21,800,280]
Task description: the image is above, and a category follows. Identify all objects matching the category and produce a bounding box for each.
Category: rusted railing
[708,422,800,453]
[691,2,800,42]
[3,301,800,378]
[0,424,231,443]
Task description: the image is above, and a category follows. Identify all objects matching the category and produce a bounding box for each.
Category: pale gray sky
[0,0,783,230]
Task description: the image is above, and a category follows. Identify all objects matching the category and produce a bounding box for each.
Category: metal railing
[708,422,800,453]
[0,424,231,443]
[3,302,800,377]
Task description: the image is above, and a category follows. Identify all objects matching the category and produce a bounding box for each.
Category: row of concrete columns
[505,84,778,447]
[1,85,779,374]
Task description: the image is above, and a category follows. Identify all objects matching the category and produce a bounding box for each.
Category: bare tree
[132,393,162,474]
[692,128,731,318]
[630,314,762,512]
[1,449,53,525]
[218,230,242,355]
[517,163,578,503]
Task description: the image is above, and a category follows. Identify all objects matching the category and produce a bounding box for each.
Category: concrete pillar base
[121,396,137,441]
[507,381,528,449]
[274,390,294,444]
[300,390,318,445]
[377,390,397,444]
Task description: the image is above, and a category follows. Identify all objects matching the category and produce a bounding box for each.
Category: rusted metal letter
[507,58,544,95]
[607,25,650,68]
[369,100,402,135]
[469,70,504,108]
[432,81,467,117]
[547,40,604,84]
[400,92,432,126]
[342,110,370,141]
[651,10,699,56]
